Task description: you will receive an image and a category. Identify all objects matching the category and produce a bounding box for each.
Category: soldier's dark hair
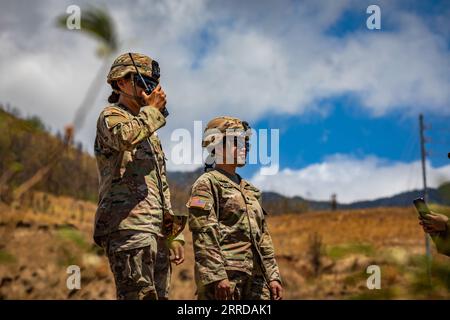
[108,73,131,103]
[107,91,120,103]
[204,149,215,172]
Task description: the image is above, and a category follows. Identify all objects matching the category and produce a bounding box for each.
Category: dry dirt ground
[0,192,449,299]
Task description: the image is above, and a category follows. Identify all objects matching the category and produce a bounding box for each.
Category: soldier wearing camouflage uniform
[419,154,450,257]
[419,210,450,257]
[93,52,186,300]
[187,117,283,300]
[431,217,450,256]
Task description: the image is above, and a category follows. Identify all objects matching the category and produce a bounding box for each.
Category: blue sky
[241,98,450,177]
[1,0,449,203]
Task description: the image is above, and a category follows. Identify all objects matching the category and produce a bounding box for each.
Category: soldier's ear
[116,78,128,91]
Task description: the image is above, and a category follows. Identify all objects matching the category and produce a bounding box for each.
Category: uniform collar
[116,103,139,116]
[210,169,256,191]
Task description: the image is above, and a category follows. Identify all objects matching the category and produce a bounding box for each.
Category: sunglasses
[224,136,250,150]
[134,74,159,93]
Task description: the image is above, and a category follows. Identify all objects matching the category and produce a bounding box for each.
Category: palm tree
[11,6,120,204]
[56,5,119,130]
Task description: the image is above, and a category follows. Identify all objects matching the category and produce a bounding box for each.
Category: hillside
[1,105,448,215]
[341,188,450,209]
[0,107,98,204]
[168,168,450,213]
[1,106,449,300]
[0,192,449,299]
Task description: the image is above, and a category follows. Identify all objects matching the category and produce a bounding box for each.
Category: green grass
[55,227,87,267]
[343,270,367,287]
[57,227,88,250]
[57,246,79,267]
[407,254,450,298]
[431,260,450,291]
[326,243,375,260]
[0,249,16,264]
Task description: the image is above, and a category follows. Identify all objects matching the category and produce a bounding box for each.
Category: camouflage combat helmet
[202,116,251,148]
[107,52,160,84]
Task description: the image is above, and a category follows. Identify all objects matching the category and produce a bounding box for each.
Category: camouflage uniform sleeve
[159,146,182,241]
[259,211,282,284]
[98,105,166,151]
[162,171,173,214]
[170,232,185,245]
[187,176,228,286]
[431,220,450,257]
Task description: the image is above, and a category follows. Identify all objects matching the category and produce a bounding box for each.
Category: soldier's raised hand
[141,84,167,112]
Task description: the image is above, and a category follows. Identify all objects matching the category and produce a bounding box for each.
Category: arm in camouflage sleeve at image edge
[188,177,228,286]
[432,219,450,256]
[259,217,282,283]
[148,133,177,228]
[98,105,166,152]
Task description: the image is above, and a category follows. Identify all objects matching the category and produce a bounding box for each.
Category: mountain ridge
[167,168,450,214]
[1,105,448,214]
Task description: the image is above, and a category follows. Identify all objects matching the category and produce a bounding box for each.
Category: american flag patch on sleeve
[187,196,212,210]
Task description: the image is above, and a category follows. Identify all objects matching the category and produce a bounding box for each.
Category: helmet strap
[204,152,216,172]
[113,75,144,106]
[130,75,144,106]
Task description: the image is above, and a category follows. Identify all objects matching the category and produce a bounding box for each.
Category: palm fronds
[56,5,118,56]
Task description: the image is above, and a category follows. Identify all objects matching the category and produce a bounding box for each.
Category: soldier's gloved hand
[214,278,232,300]
[269,280,283,300]
[169,240,185,265]
[141,84,167,112]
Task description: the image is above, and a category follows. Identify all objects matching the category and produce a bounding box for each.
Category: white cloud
[250,154,450,203]
[0,0,449,171]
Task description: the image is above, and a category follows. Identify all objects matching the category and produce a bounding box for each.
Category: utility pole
[419,114,432,286]
[330,193,337,211]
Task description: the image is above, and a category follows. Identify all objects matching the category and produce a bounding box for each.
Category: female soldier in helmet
[186,116,283,300]
[94,52,185,300]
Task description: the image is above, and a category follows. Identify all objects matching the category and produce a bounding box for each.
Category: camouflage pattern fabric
[105,230,153,252]
[187,169,281,298]
[155,234,186,299]
[202,116,251,148]
[102,231,184,300]
[198,270,270,300]
[107,52,159,84]
[431,220,450,256]
[155,237,172,299]
[96,51,186,300]
[93,103,174,244]
[105,234,158,300]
